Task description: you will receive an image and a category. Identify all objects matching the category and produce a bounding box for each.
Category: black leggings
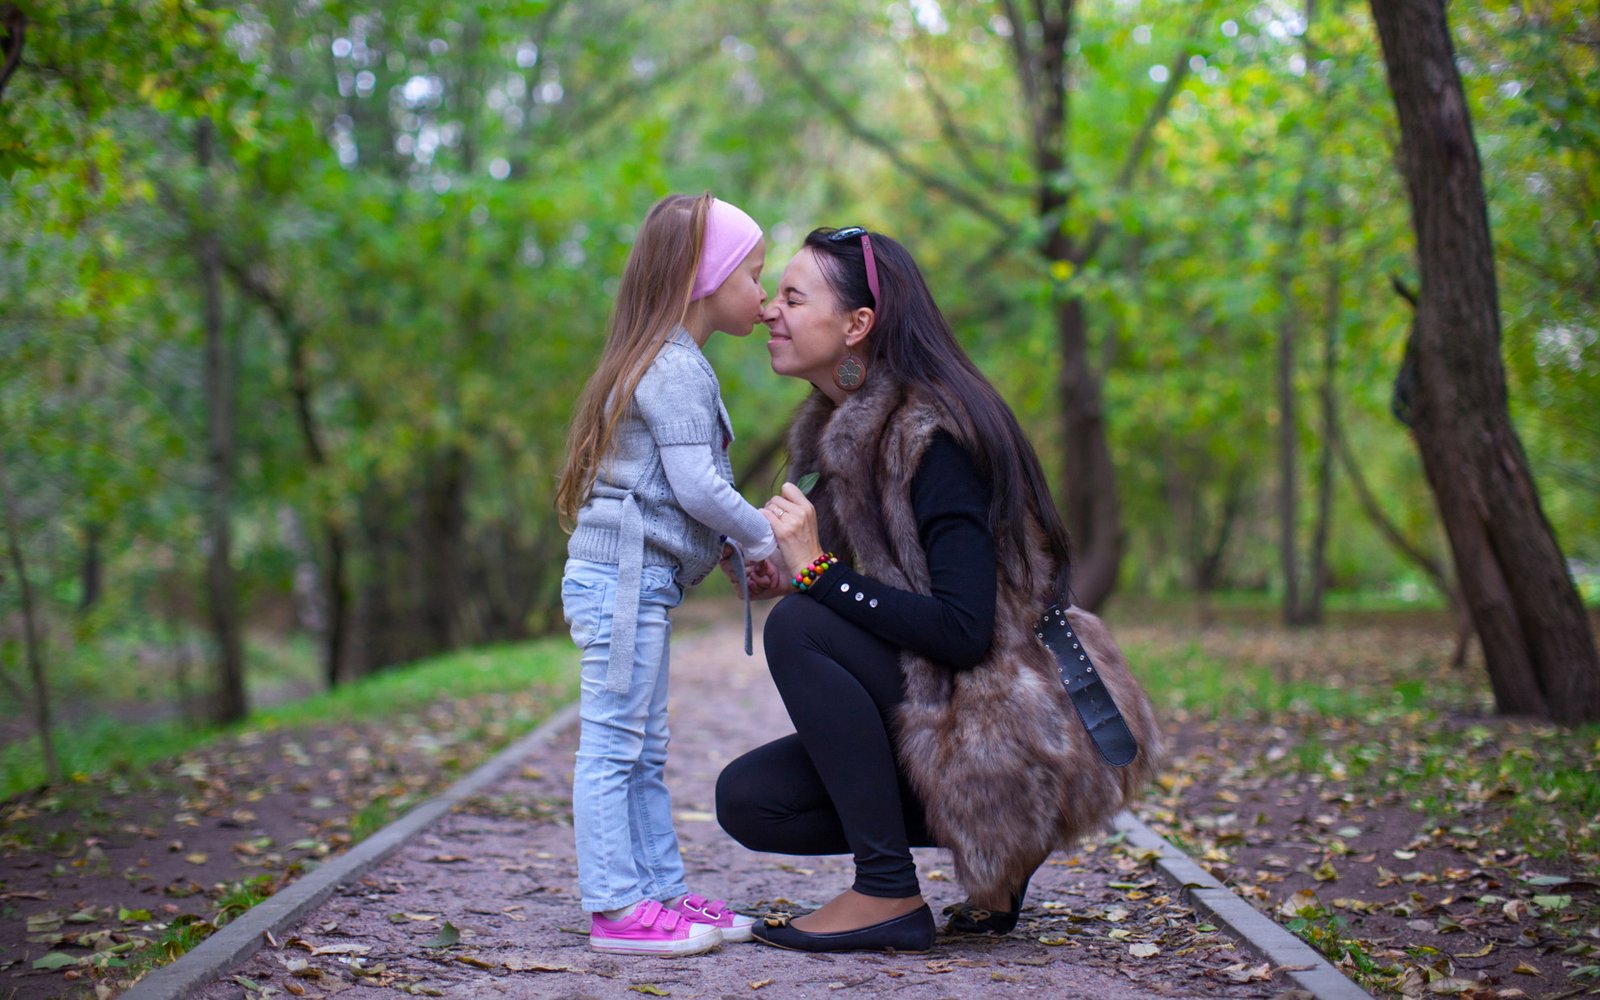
[715,595,934,897]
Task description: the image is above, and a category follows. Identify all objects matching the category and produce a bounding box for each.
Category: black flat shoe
[753,904,935,953]
[942,872,1033,935]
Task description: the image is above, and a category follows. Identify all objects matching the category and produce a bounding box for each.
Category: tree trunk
[221,255,353,688]
[0,5,24,106]
[79,520,102,612]
[324,529,350,685]
[419,449,470,651]
[1305,203,1345,625]
[1331,410,1474,666]
[195,118,247,724]
[1013,0,1125,610]
[0,446,60,785]
[1054,296,1123,607]
[1276,179,1311,625]
[1370,0,1600,722]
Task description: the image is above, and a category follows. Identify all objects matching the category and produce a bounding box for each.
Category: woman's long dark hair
[805,227,1074,602]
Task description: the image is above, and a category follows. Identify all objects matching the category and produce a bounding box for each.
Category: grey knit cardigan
[567,328,736,691]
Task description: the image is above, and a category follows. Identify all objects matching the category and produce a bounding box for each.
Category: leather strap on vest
[1036,605,1139,767]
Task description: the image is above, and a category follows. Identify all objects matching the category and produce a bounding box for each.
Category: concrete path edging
[1114,811,1375,1000]
[121,702,582,1000]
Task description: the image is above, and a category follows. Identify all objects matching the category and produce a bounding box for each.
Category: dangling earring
[832,353,867,392]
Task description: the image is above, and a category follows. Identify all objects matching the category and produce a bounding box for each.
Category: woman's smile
[760,249,852,386]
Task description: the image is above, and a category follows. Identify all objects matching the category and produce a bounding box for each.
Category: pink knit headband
[690,199,763,301]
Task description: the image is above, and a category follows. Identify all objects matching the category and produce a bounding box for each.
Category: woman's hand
[761,482,823,583]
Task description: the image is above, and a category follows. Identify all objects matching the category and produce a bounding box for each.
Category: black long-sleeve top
[806,433,997,669]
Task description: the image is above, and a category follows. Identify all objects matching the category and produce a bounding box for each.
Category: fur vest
[786,375,1163,900]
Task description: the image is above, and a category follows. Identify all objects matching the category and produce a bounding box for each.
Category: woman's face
[762,248,855,387]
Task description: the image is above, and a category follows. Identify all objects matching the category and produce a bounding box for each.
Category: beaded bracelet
[792,552,839,592]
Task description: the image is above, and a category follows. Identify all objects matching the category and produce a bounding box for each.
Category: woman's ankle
[791,889,924,932]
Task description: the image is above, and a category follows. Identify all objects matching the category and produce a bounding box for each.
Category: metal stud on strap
[1035,604,1138,767]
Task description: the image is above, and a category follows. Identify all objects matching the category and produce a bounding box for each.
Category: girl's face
[762,248,862,390]
[701,238,768,338]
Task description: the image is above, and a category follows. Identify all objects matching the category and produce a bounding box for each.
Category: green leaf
[629,986,670,996]
[796,472,820,495]
[32,952,78,971]
[424,921,461,949]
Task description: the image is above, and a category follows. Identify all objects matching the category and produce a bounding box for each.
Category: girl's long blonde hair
[556,193,713,530]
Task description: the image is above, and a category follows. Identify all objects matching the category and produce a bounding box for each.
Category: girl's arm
[633,342,777,562]
[660,443,777,562]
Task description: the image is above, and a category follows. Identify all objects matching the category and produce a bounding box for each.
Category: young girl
[554,194,774,956]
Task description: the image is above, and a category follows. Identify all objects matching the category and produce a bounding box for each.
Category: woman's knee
[763,594,831,663]
[714,756,765,849]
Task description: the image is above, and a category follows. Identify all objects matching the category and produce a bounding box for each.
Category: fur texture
[787,376,1163,901]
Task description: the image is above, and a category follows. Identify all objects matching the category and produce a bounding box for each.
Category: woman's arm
[765,433,997,668]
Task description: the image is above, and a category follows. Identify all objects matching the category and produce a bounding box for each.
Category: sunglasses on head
[825,227,880,307]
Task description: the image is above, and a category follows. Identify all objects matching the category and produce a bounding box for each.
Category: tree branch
[908,58,1025,196]
[1390,272,1418,308]
[999,0,1042,147]
[220,256,328,466]
[1076,31,1197,265]
[0,5,25,106]
[757,17,1013,236]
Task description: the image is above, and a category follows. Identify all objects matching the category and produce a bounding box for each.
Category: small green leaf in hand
[797,472,820,495]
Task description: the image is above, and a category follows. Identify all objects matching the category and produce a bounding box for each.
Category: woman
[715,226,1162,953]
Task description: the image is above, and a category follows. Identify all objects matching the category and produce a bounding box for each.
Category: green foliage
[0,633,574,799]
[0,0,1594,742]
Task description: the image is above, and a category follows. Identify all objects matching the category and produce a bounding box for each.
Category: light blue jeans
[562,557,689,913]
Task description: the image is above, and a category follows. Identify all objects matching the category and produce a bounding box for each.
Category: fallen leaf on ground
[503,958,577,972]
[423,922,460,948]
[1221,962,1271,983]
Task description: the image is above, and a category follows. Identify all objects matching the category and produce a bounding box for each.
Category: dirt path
[195,615,1298,999]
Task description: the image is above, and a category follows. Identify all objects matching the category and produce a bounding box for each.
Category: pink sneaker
[668,893,757,943]
[589,900,721,956]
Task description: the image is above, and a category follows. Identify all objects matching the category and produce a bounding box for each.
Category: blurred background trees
[2,0,1595,741]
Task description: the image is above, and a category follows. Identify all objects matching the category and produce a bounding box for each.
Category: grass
[1123,636,1462,721]
[1284,903,1392,985]
[1124,617,1600,864]
[0,635,578,801]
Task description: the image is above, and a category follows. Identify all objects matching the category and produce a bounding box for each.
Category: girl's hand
[744,558,788,601]
[761,482,823,582]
